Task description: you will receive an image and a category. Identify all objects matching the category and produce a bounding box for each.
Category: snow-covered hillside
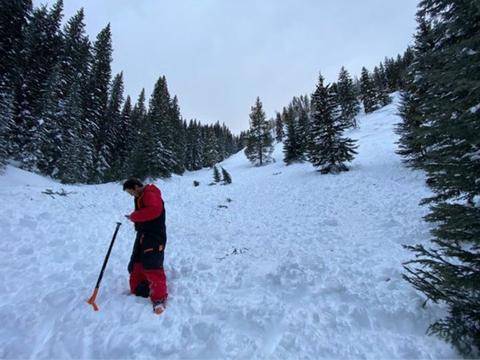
[0,95,458,359]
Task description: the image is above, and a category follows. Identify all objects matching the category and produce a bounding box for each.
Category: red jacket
[129,184,164,223]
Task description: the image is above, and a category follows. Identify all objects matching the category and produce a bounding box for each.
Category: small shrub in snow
[213,166,221,183]
[221,167,232,185]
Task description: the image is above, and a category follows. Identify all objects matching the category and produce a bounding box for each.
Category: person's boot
[152,299,166,315]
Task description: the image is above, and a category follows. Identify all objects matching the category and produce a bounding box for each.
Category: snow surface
[0,94,458,359]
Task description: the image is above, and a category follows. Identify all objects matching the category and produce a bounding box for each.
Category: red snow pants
[129,263,168,303]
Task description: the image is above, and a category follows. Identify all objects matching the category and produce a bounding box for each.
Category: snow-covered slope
[0,94,457,359]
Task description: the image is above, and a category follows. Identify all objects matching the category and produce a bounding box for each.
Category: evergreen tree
[142,76,178,179]
[87,24,112,182]
[185,119,204,171]
[403,0,480,355]
[203,126,220,167]
[373,65,391,107]
[57,7,93,182]
[35,64,62,175]
[56,79,89,183]
[336,66,360,128]
[108,94,132,180]
[274,112,283,142]
[60,8,90,102]
[292,95,310,158]
[102,71,124,180]
[0,0,32,90]
[0,84,14,169]
[147,76,178,174]
[125,89,147,177]
[282,106,302,164]
[169,95,186,174]
[396,16,434,169]
[221,167,232,184]
[0,0,32,167]
[359,67,378,113]
[307,74,357,173]
[213,165,221,183]
[244,97,273,166]
[11,1,63,168]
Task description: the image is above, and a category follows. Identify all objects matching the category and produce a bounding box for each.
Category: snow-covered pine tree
[336,66,360,128]
[192,120,205,170]
[244,97,273,166]
[107,94,132,180]
[147,75,179,174]
[145,76,177,178]
[396,15,434,169]
[221,167,232,184]
[384,55,405,92]
[0,0,32,166]
[102,72,125,181]
[0,0,32,91]
[214,121,230,163]
[124,89,147,178]
[59,8,90,102]
[359,67,377,113]
[372,65,391,107]
[292,95,310,158]
[169,95,186,174]
[185,119,204,171]
[35,64,63,176]
[274,112,283,142]
[57,7,93,182]
[12,1,63,170]
[308,73,357,174]
[0,83,14,169]
[237,130,247,151]
[87,24,112,183]
[377,62,388,90]
[139,116,173,180]
[398,47,415,90]
[282,105,302,164]
[402,0,480,355]
[56,79,88,183]
[213,165,221,183]
[203,126,220,167]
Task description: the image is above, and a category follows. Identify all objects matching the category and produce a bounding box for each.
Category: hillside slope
[0,94,457,359]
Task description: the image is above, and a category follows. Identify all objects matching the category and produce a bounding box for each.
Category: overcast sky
[37,0,418,133]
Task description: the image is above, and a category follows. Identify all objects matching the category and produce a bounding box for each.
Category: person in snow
[123,178,168,314]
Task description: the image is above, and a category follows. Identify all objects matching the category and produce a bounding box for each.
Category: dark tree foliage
[213,165,221,183]
[274,112,283,142]
[336,66,360,128]
[221,167,232,184]
[282,105,303,164]
[396,16,435,169]
[402,0,480,355]
[308,74,357,174]
[359,67,378,113]
[245,97,273,166]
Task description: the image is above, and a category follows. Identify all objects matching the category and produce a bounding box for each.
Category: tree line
[0,0,239,183]
[243,49,412,172]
